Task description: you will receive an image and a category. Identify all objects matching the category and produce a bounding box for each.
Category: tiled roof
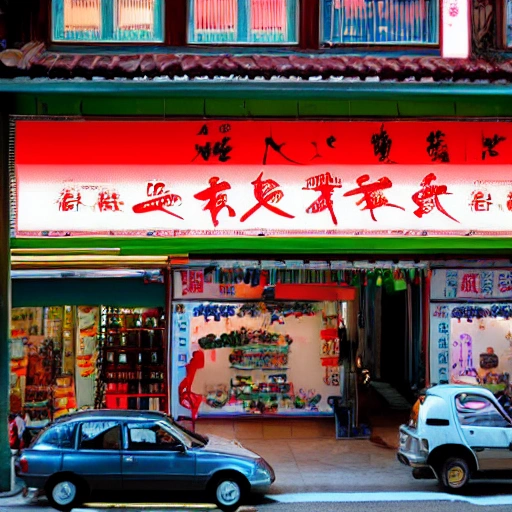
[0,42,511,83]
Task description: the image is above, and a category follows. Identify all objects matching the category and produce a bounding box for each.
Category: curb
[0,481,24,499]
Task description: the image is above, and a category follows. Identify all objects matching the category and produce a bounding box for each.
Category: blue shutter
[321,0,439,45]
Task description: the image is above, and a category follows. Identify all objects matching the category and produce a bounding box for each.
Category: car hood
[200,434,260,459]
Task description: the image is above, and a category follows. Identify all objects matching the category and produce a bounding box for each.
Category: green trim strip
[5,81,512,99]
[10,237,512,256]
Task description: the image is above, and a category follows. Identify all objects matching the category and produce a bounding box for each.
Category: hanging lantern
[375,271,383,287]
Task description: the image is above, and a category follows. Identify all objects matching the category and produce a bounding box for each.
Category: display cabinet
[95,307,167,412]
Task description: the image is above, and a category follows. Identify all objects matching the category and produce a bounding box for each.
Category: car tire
[210,473,246,512]
[46,475,86,511]
[439,457,471,492]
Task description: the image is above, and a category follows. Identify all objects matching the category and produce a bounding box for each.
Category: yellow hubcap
[447,466,465,486]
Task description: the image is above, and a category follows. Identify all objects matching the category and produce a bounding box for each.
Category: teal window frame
[320,0,439,46]
[188,0,298,45]
[52,0,165,43]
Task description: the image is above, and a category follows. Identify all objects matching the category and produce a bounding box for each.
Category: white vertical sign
[442,0,470,58]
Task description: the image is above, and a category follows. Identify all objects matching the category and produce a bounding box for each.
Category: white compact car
[398,384,512,491]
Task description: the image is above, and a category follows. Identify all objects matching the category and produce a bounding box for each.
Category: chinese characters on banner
[431,269,512,300]
[13,120,512,237]
[430,304,451,385]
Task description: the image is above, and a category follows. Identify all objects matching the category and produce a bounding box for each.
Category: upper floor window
[188,0,298,44]
[52,0,165,42]
[506,0,512,47]
[321,0,439,45]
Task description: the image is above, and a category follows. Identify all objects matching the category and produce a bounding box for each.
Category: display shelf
[108,328,166,333]
[230,366,289,371]
[95,306,168,412]
[104,346,164,351]
[105,393,166,397]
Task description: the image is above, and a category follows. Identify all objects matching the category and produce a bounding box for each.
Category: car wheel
[46,476,85,511]
[211,474,245,512]
[440,457,470,492]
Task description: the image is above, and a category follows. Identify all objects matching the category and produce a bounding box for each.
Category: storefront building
[7,117,512,425]
[1,0,512,492]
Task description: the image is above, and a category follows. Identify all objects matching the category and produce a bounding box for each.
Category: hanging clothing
[9,418,20,450]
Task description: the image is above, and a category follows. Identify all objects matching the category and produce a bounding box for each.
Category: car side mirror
[174,443,186,453]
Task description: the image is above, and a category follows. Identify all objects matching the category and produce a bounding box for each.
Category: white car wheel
[216,479,241,506]
[52,481,77,506]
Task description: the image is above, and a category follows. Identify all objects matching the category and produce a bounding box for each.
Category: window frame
[186,0,301,46]
[48,0,177,46]
[501,0,512,49]
[78,420,123,451]
[124,420,185,452]
[454,393,512,428]
[44,0,441,50]
[319,0,441,49]
[34,421,79,450]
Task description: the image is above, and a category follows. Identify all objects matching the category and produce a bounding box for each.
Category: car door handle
[124,456,134,463]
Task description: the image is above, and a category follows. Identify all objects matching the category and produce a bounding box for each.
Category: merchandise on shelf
[198,328,293,350]
[96,307,167,412]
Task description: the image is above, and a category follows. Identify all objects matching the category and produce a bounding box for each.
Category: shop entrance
[171,261,427,440]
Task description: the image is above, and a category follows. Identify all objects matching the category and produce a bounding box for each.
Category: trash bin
[327,395,352,439]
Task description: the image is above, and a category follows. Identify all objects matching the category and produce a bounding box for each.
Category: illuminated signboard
[12,119,512,237]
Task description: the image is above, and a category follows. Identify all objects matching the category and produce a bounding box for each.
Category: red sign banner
[13,119,512,237]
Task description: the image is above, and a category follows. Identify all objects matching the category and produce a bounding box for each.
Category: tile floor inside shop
[180,416,410,493]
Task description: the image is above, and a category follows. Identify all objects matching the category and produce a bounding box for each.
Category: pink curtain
[117,0,155,32]
[194,0,238,31]
[251,0,287,32]
[64,0,101,32]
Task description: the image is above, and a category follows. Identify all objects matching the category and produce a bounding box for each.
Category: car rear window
[36,423,77,450]
[455,393,511,428]
[79,421,121,450]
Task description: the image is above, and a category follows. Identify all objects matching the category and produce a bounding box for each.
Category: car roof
[426,384,496,400]
[53,409,168,425]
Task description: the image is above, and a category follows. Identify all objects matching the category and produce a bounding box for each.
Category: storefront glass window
[172,300,344,417]
[188,0,298,44]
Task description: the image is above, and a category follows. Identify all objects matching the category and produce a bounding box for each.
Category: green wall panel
[165,98,205,116]
[81,97,165,116]
[13,93,512,119]
[37,95,82,116]
[397,101,457,117]
[349,100,399,117]
[10,236,512,256]
[12,278,165,308]
[245,99,298,117]
[205,98,246,117]
[298,100,351,117]
[455,100,512,118]
[15,95,38,116]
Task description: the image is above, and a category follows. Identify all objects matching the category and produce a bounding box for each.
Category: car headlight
[256,458,274,477]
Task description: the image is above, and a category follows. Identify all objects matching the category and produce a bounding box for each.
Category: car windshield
[162,417,208,448]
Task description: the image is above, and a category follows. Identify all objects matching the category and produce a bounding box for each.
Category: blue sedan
[18,409,275,512]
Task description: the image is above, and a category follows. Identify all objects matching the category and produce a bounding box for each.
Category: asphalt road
[5,484,512,512]
[3,502,512,512]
